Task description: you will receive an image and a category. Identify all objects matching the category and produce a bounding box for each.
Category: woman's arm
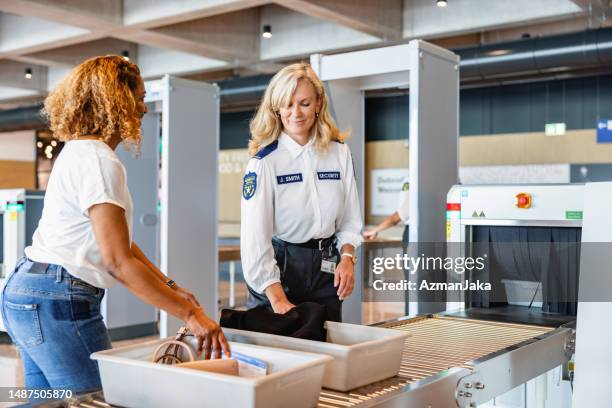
[130,242,166,283]
[90,203,228,358]
[241,159,294,313]
[265,283,295,314]
[335,243,356,300]
[363,212,402,240]
[131,242,200,308]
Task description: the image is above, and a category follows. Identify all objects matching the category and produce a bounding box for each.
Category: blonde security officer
[240,63,363,322]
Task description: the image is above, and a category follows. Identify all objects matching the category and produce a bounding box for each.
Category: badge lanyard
[321,243,337,274]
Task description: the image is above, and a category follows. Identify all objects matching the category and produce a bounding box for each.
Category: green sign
[565,211,583,220]
[5,203,24,212]
[545,122,566,136]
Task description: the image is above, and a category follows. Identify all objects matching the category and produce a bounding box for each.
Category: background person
[0,56,228,393]
[364,176,410,313]
[364,176,410,243]
[240,62,363,322]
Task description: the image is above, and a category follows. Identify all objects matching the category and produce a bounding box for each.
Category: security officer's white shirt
[397,177,410,225]
[240,132,363,294]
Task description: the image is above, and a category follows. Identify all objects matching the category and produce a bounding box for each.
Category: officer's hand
[363,230,378,240]
[334,258,354,300]
[185,307,230,360]
[271,299,296,314]
[266,283,296,314]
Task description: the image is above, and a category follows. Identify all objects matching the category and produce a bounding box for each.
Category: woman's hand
[271,298,296,314]
[363,229,378,240]
[334,257,354,300]
[174,285,201,309]
[185,308,230,360]
[265,282,296,314]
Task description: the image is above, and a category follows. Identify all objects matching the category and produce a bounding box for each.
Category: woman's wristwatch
[341,253,357,265]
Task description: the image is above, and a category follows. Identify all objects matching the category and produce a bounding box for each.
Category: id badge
[321,255,337,274]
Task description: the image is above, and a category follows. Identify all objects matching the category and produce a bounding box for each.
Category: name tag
[317,171,341,180]
[277,173,303,184]
[321,259,336,274]
[321,253,338,274]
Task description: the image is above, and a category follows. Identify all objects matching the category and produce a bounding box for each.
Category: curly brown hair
[42,55,143,146]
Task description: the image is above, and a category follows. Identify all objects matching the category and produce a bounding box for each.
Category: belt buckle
[318,239,323,251]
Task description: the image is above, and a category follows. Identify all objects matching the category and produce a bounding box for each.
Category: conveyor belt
[57,316,555,408]
[316,315,553,408]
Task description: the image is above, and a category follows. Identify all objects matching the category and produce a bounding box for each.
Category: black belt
[274,236,336,251]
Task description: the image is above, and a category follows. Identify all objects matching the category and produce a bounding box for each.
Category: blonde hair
[248,62,345,156]
[42,55,142,148]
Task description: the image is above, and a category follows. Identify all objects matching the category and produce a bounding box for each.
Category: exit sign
[545,123,566,136]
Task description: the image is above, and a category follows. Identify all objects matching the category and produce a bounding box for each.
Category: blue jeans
[1,257,111,392]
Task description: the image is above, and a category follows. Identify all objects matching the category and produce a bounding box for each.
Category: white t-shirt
[25,140,133,288]
[397,177,410,225]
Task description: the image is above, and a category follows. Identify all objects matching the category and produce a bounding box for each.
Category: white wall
[123,0,245,25]
[260,4,380,60]
[0,131,36,162]
[47,67,72,91]
[403,0,582,39]
[137,45,227,78]
[460,164,571,184]
[0,13,88,53]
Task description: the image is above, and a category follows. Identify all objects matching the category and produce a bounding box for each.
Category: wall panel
[0,130,36,189]
[0,161,36,188]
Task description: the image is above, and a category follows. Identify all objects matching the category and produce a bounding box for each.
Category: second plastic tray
[223,321,410,391]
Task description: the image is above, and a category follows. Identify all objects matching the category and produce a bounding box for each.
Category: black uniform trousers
[246,237,342,322]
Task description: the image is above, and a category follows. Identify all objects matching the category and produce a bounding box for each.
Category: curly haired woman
[0,56,229,392]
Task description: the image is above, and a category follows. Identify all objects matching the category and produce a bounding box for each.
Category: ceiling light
[262,25,272,39]
[437,0,447,7]
[24,67,32,79]
[121,50,130,61]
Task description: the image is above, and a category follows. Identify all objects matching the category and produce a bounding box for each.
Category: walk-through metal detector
[112,75,219,339]
[311,40,459,322]
[0,189,44,332]
[573,182,612,407]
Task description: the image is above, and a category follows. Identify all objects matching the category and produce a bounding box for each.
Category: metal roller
[315,315,554,408]
[63,315,565,408]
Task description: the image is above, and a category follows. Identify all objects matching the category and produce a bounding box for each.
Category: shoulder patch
[254,140,279,159]
[242,172,257,200]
